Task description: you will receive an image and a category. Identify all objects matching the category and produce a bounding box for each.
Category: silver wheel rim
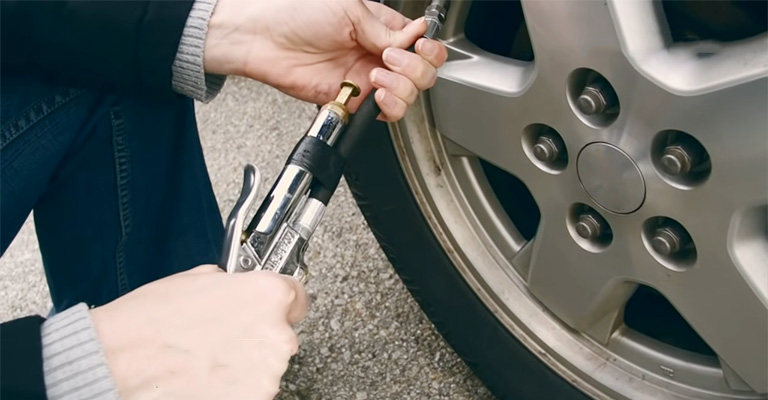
[384,0,768,398]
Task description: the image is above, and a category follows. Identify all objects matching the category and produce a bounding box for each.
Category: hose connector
[322,80,361,124]
[425,0,449,39]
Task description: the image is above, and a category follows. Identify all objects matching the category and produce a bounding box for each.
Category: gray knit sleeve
[41,303,119,400]
[172,0,227,103]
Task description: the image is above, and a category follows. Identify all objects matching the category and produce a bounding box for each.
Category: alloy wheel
[385,0,768,398]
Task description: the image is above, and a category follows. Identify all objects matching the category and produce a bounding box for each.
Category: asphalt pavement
[0,77,496,400]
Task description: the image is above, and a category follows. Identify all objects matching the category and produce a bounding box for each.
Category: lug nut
[575,213,603,241]
[660,145,695,176]
[651,227,684,257]
[577,81,617,116]
[577,86,606,115]
[533,135,562,163]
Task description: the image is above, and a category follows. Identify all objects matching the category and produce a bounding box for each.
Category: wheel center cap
[577,143,645,214]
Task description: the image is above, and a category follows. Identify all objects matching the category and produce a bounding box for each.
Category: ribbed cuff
[41,303,119,400]
[172,0,227,103]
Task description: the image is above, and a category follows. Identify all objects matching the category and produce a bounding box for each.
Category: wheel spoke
[610,0,768,96]
[429,44,537,177]
[614,63,767,394]
[520,0,624,69]
[652,232,768,393]
[680,79,768,208]
[720,357,753,392]
[522,205,638,343]
[623,76,768,214]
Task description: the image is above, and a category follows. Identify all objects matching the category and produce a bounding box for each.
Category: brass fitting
[322,80,361,123]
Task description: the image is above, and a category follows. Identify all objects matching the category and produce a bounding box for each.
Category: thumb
[352,7,426,55]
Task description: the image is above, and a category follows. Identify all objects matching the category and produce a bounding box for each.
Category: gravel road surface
[0,77,496,400]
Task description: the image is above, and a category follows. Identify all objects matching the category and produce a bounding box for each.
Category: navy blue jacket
[1,0,195,97]
[0,1,194,398]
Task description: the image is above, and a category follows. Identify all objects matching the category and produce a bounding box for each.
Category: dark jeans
[1,76,225,313]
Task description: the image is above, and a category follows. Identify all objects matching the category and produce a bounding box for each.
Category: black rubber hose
[335,90,382,162]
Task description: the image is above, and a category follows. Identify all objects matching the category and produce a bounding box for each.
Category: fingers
[371,68,418,105]
[370,38,447,121]
[282,275,309,325]
[382,41,446,91]
[374,89,408,122]
[350,2,426,54]
[415,38,449,69]
[245,270,309,324]
[363,1,411,30]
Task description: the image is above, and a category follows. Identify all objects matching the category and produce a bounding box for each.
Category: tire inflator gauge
[219,0,450,283]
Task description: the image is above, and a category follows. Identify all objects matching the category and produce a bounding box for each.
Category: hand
[90,265,308,400]
[203,0,448,121]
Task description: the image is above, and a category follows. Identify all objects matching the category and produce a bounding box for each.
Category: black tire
[343,119,590,400]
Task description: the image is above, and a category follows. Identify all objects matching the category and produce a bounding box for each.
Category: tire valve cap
[660,145,695,176]
[575,214,602,241]
[533,135,562,164]
[651,227,684,257]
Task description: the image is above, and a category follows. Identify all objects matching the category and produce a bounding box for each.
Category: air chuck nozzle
[335,80,361,106]
[325,80,361,123]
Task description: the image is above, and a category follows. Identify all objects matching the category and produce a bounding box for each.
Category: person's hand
[203,0,448,121]
[90,265,308,400]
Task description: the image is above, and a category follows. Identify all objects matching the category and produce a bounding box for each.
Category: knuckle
[390,99,407,121]
[273,325,299,352]
[277,283,297,305]
[271,275,297,299]
[437,44,449,65]
[254,272,297,305]
[285,330,300,355]
[406,82,419,104]
[407,58,431,90]
[417,65,435,90]
[393,74,418,105]
[427,71,438,89]
[398,96,408,114]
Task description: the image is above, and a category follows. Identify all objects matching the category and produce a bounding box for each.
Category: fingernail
[384,48,405,68]
[407,16,426,29]
[419,39,438,58]
[372,69,393,87]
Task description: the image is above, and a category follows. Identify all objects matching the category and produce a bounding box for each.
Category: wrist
[89,306,156,399]
[41,304,119,400]
[203,0,255,78]
[173,0,228,102]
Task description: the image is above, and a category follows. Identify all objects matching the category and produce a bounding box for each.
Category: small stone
[330,319,341,330]
[287,383,297,391]
[356,392,368,400]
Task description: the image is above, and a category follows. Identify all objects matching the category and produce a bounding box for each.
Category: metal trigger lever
[220,164,261,274]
